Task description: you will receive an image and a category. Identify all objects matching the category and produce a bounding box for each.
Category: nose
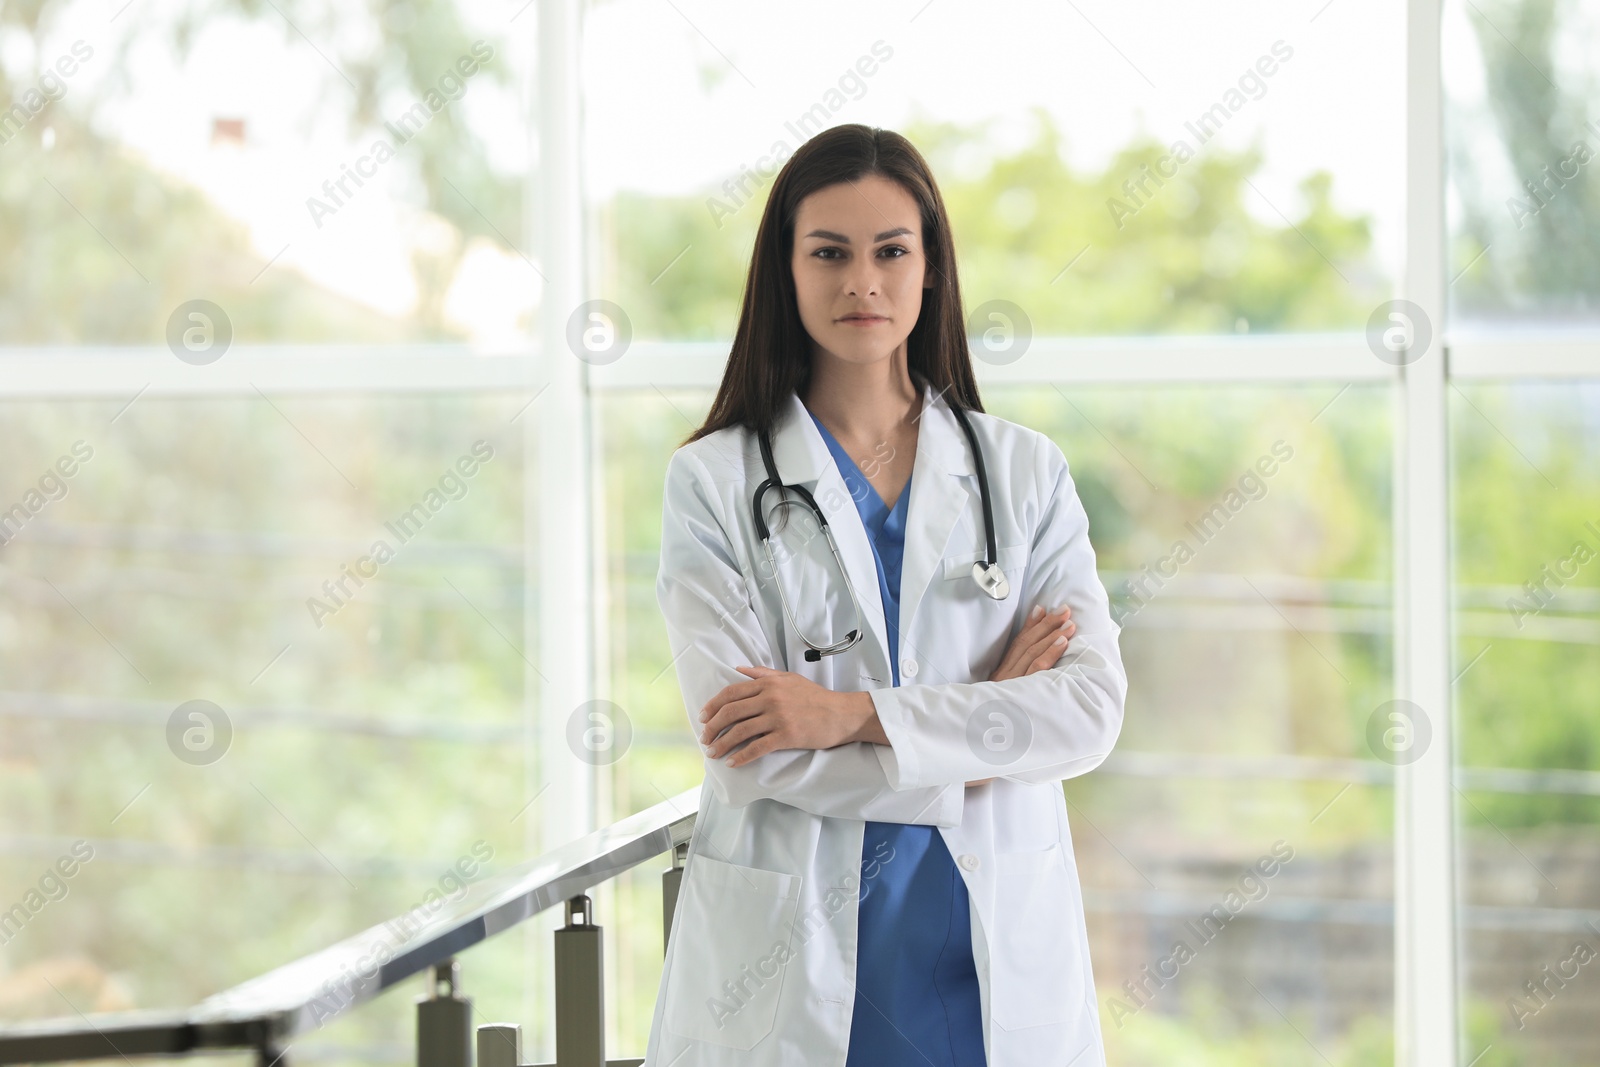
[845,266,881,298]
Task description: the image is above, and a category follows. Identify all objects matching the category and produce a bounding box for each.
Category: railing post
[417,960,472,1067]
[553,895,604,1067]
[662,842,687,956]
[476,1023,522,1067]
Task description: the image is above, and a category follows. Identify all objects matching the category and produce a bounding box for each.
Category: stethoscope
[751,399,1009,662]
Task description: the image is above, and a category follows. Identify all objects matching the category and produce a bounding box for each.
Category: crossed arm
[657,438,1126,821]
[696,603,1079,782]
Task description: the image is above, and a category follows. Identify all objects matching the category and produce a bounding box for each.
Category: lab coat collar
[764,379,977,685]
[767,379,975,484]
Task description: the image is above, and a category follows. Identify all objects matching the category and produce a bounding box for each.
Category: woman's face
[790,173,931,371]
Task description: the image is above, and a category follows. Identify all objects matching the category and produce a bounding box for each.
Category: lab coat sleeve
[657,448,965,826]
[870,433,1127,789]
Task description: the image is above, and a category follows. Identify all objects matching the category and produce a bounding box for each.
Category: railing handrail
[0,787,701,1065]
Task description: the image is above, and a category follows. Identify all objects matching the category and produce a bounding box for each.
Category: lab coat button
[957,854,979,871]
[901,658,919,678]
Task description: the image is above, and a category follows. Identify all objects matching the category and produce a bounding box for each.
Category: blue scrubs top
[807,409,987,1067]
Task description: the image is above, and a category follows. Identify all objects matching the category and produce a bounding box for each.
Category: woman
[644,124,1126,1067]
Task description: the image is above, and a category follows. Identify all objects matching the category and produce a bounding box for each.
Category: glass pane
[0,394,531,1066]
[586,0,1402,340]
[1451,380,1600,1067]
[996,383,1395,1065]
[0,2,532,344]
[602,380,1395,1063]
[599,390,710,1056]
[1444,0,1600,323]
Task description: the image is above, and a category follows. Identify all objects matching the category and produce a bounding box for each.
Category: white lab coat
[642,380,1127,1067]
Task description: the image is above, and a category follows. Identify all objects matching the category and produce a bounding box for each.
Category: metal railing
[0,788,701,1067]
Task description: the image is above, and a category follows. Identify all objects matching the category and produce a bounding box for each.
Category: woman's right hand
[967,604,1075,787]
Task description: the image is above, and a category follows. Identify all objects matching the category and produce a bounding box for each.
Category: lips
[838,314,887,324]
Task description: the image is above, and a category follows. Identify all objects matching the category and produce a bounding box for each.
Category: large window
[2,1,1594,1065]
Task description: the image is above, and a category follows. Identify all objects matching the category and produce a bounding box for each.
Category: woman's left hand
[698,665,869,767]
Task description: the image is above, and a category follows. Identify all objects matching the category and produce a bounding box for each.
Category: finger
[700,679,763,722]
[1000,609,1072,677]
[1022,627,1070,664]
[726,737,764,768]
[1034,618,1075,648]
[700,684,735,722]
[1017,633,1067,674]
[701,692,765,743]
[1006,613,1056,664]
[709,708,778,758]
[724,726,782,767]
[1031,634,1068,670]
[1022,607,1070,643]
[702,719,733,759]
[704,716,739,758]
[998,617,1058,677]
[1020,609,1054,640]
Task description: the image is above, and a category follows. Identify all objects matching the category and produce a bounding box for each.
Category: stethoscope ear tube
[753,426,782,541]
[949,403,998,573]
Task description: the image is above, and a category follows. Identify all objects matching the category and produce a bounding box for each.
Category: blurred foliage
[0,107,419,342]
[0,0,520,342]
[0,395,530,1042]
[1449,0,1600,319]
[1451,383,1600,831]
[1102,979,1395,1066]
[925,109,1381,334]
[600,108,1383,340]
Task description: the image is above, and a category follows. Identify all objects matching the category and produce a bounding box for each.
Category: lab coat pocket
[940,543,1030,588]
[990,842,1084,1031]
[663,854,804,1049]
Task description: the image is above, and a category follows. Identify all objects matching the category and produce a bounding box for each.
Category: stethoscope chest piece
[972,560,1010,600]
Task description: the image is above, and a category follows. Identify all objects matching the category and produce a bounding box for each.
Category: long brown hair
[680,124,982,447]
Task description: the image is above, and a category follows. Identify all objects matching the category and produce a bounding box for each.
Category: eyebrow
[801,226,915,243]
